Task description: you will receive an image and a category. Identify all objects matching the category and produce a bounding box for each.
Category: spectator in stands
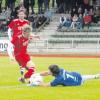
[56,0,65,13]
[83,13,92,29]
[44,10,52,21]
[89,8,94,22]
[0,7,11,32]
[58,14,66,29]
[52,0,55,8]
[94,6,100,23]
[31,15,37,30]
[56,0,60,12]
[77,14,84,31]
[37,14,47,28]
[59,0,65,13]
[5,0,16,11]
[71,7,78,17]
[44,0,50,11]
[77,7,84,16]
[76,0,84,7]
[0,0,2,13]
[71,0,77,8]
[42,14,47,23]
[63,15,72,30]
[31,14,47,29]
[38,0,44,14]
[71,14,78,29]
[83,9,88,16]
[64,0,71,13]
[23,0,35,15]
[30,0,35,14]
[36,15,43,28]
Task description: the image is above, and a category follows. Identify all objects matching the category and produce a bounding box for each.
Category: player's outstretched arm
[40,71,51,76]
[39,82,51,87]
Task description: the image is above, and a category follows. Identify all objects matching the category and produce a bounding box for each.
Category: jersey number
[64,73,77,81]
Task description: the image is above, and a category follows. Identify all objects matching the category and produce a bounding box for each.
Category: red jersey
[11,35,29,56]
[8,19,29,37]
[83,15,92,24]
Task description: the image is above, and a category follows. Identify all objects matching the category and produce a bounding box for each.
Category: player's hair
[17,7,26,14]
[22,24,32,33]
[49,65,60,76]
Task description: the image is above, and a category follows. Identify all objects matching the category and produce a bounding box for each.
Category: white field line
[0,84,27,89]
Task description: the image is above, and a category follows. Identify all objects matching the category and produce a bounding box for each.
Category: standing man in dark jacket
[5,0,16,10]
[52,0,55,8]
[0,0,2,13]
[44,0,50,11]
[38,0,44,14]
[23,0,35,15]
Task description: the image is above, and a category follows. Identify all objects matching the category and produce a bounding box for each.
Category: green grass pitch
[0,56,100,100]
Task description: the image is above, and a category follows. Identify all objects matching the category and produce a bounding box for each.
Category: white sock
[82,75,96,81]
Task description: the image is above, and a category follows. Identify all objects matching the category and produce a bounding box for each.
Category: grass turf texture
[0,56,100,100]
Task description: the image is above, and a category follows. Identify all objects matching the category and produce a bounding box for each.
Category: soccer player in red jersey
[8,10,29,38]
[7,10,29,60]
[11,24,39,83]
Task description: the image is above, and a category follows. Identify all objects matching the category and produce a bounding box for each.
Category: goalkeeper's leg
[82,74,100,83]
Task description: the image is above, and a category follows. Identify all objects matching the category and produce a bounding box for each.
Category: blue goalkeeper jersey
[50,69,82,86]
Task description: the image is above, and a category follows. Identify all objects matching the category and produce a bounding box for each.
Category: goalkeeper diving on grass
[29,64,100,87]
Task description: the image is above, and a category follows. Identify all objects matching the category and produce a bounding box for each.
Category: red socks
[24,67,36,78]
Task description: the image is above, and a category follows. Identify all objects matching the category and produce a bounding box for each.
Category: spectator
[77,13,84,31]
[58,14,66,29]
[63,15,72,29]
[5,0,16,10]
[58,0,65,13]
[76,0,83,7]
[56,0,60,12]
[44,0,50,11]
[30,0,35,14]
[23,0,35,15]
[52,0,55,8]
[44,10,52,21]
[38,0,44,14]
[83,13,92,29]
[78,7,84,16]
[31,14,47,30]
[89,8,94,19]
[56,0,65,13]
[71,0,77,8]
[94,6,100,23]
[83,8,88,17]
[71,7,78,17]
[0,0,2,13]
[71,14,78,29]
[64,0,71,13]
[31,15,37,29]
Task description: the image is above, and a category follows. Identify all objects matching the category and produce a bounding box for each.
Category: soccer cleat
[95,74,100,79]
[18,77,25,83]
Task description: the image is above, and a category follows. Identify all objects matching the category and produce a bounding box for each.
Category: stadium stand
[28,12,100,54]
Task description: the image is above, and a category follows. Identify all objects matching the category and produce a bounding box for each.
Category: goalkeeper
[30,64,100,87]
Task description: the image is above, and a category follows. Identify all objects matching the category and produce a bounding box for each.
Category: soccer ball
[29,73,43,86]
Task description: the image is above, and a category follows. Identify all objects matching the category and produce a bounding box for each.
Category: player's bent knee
[26,60,36,68]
